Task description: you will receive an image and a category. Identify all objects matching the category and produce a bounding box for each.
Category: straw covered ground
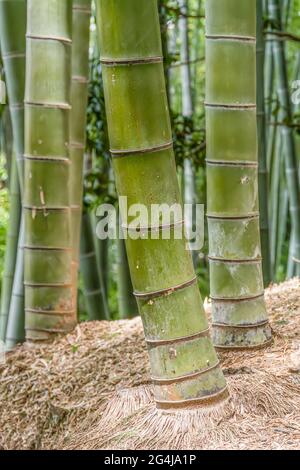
[1,278,300,450]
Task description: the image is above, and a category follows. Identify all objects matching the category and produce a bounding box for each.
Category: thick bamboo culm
[70,0,91,307]
[206,0,271,349]
[0,0,26,344]
[268,0,300,277]
[97,0,227,408]
[24,0,76,341]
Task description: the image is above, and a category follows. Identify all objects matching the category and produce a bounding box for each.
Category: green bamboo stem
[206,0,271,349]
[276,173,288,275]
[179,0,198,268]
[0,0,26,190]
[0,78,5,104]
[0,0,26,346]
[0,108,13,180]
[97,0,227,408]
[257,0,271,286]
[24,0,76,342]
[80,211,108,321]
[269,130,282,272]
[0,159,21,341]
[92,212,109,298]
[5,216,25,350]
[70,0,91,311]
[116,220,138,320]
[269,0,300,277]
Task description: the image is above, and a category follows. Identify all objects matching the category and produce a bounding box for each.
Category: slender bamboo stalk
[97,0,227,408]
[80,211,108,320]
[179,0,198,267]
[24,0,76,341]
[0,0,26,345]
[116,219,138,319]
[0,108,13,180]
[0,77,5,104]
[206,0,271,349]
[0,159,20,341]
[70,0,91,312]
[269,130,282,272]
[257,0,271,286]
[5,217,25,350]
[268,0,300,277]
[276,170,288,274]
[0,0,26,189]
[92,208,109,298]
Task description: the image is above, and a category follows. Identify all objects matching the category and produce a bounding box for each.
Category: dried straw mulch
[1,278,300,450]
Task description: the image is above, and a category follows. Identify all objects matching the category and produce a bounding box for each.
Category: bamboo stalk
[0,0,26,189]
[96,0,227,408]
[257,0,271,286]
[178,0,198,268]
[0,0,27,345]
[80,211,108,320]
[268,0,300,277]
[0,159,21,341]
[116,220,138,319]
[269,130,282,272]
[24,0,76,341]
[5,216,25,350]
[206,0,271,349]
[70,0,91,312]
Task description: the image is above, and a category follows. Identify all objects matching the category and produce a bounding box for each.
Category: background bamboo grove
[0,0,299,410]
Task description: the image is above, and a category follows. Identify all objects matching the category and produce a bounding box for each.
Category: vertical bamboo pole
[0,0,26,188]
[80,212,108,320]
[5,217,25,349]
[0,0,26,344]
[178,0,198,267]
[24,0,76,341]
[268,0,300,277]
[257,0,271,286]
[70,0,91,310]
[0,159,20,341]
[116,221,138,319]
[97,0,227,408]
[206,0,272,349]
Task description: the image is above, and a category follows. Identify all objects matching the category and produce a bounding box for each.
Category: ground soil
[1,279,300,450]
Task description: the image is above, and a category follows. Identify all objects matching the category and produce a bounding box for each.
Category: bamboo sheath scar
[206,0,271,349]
[24,0,76,341]
[97,0,227,408]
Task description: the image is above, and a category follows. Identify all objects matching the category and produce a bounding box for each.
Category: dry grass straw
[1,279,300,449]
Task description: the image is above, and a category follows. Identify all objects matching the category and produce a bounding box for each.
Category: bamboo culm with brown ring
[24,0,76,342]
[96,0,228,409]
[206,0,272,350]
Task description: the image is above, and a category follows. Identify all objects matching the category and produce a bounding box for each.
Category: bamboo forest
[1,0,300,453]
